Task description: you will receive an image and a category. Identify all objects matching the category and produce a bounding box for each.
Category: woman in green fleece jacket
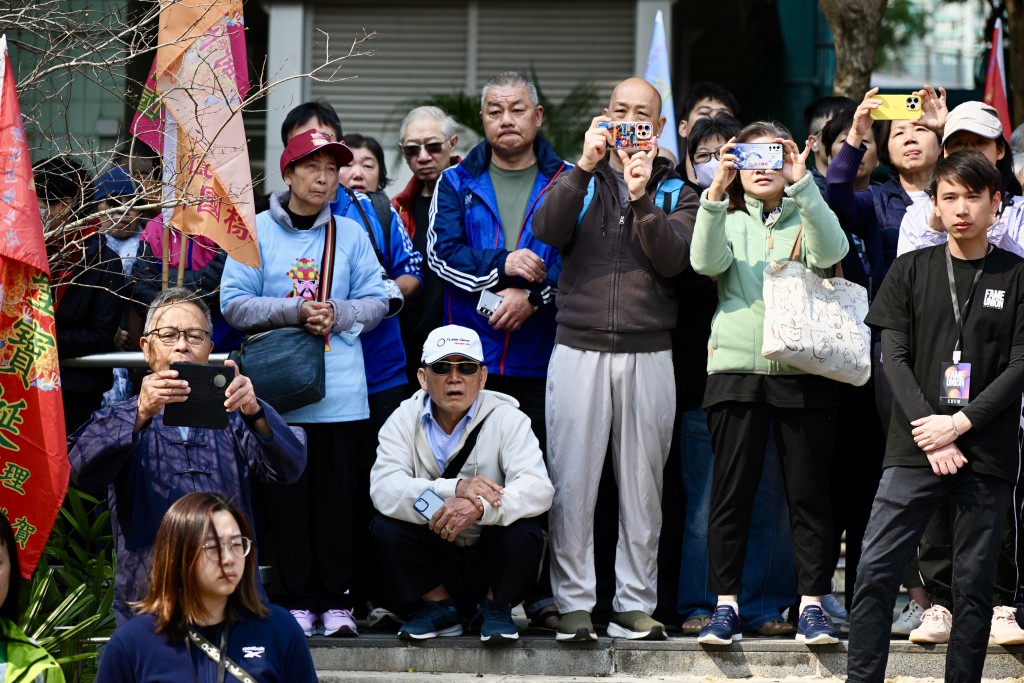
[689,121,849,647]
[0,514,64,683]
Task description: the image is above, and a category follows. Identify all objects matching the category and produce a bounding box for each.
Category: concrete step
[316,676,1007,683]
[309,634,1024,681]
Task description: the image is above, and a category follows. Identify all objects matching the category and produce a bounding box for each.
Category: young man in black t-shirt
[847,151,1024,683]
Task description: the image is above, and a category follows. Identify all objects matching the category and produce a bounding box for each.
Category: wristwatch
[242,404,266,425]
[527,290,542,310]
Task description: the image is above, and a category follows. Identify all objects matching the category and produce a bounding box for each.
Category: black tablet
[163,362,231,430]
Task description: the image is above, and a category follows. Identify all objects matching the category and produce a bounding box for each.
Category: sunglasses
[401,141,447,158]
[427,360,481,376]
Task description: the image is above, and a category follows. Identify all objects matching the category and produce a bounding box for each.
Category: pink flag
[141,0,258,267]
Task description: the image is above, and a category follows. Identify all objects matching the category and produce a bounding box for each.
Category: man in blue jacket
[68,289,307,623]
[426,71,568,451]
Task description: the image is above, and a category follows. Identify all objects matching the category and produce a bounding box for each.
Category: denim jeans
[677,408,797,630]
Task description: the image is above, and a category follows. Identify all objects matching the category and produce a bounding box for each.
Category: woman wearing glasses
[97,492,318,682]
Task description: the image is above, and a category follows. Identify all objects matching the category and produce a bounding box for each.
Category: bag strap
[787,223,844,278]
[369,191,394,259]
[186,626,257,683]
[346,187,388,269]
[788,224,803,262]
[441,413,491,480]
[317,217,337,304]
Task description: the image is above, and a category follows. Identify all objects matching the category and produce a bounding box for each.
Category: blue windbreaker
[332,188,422,393]
[426,137,569,377]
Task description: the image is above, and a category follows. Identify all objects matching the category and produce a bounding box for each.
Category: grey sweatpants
[546,344,675,614]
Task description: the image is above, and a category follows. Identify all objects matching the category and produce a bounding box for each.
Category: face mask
[693,158,720,189]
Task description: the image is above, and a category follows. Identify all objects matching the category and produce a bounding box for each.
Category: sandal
[755,619,796,636]
[681,615,711,635]
[530,606,561,631]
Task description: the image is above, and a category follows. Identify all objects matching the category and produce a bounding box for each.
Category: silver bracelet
[949,415,960,438]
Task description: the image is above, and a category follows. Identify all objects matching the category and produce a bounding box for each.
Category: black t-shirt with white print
[865,244,1024,483]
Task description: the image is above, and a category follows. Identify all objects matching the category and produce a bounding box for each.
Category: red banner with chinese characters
[0,35,69,578]
[983,19,1013,138]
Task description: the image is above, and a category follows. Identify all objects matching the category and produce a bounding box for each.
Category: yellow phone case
[869,94,923,121]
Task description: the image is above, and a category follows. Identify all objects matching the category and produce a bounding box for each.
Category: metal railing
[61,352,230,369]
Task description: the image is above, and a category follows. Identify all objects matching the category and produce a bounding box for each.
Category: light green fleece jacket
[690,172,849,375]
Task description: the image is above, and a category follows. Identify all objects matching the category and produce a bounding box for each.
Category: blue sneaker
[796,604,838,645]
[397,601,463,640]
[473,600,519,643]
[697,604,742,645]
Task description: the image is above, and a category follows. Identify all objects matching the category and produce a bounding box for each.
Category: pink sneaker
[322,608,358,637]
[290,609,317,637]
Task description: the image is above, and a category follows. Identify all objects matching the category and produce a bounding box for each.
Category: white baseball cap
[422,325,485,364]
[942,101,1004,146]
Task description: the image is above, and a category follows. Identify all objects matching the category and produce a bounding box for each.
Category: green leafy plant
[408,67,601,161]
[21,488,117,683]
[876,0,929,71]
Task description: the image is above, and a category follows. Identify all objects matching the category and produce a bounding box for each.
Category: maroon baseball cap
[280,129,354,176]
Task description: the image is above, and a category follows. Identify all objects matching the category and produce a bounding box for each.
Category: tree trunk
[1007,0,1024,127]
[818,0,889,99]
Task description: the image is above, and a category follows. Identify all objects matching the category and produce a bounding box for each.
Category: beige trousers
[546,344,675,614]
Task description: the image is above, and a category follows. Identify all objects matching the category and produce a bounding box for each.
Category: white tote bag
[761,228,872,386]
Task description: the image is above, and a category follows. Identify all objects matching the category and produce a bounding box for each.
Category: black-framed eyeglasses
[400,141,448,158]
[145,327,211,346]
[201,537,252,561]
[691,150,724,165]
[428,360,481,376]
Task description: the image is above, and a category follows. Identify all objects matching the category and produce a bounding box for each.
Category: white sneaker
[891,599,927,637]
[909,604,952,644]
[820,581,848,623]
[990,605,1024,645]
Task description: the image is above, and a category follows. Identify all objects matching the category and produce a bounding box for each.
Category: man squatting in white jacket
[369,325,554,643]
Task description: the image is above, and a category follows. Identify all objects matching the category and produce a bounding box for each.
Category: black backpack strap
[369,190,393,259]
[345,187,388,269]
[441,414,491,480]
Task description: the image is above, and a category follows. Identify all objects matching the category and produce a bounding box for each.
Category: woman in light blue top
[221,129,388,638]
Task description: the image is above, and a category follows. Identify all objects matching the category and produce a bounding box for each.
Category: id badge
[939,362,971,406]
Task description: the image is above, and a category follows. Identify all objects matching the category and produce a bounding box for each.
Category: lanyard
[187,624,228,683]
[945,245,987,364]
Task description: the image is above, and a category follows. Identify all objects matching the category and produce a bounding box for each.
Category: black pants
[370,514,544,617]
[918,492,1020,608]
[847,467,1012,683]
[873,340,925,592]
[351,386,408,614]
[830,382,885,610]
[706,402,835,596]
[263,421,362,612]
[480,374,554,615]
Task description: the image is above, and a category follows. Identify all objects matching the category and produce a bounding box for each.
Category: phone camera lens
[214,374,227,389]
